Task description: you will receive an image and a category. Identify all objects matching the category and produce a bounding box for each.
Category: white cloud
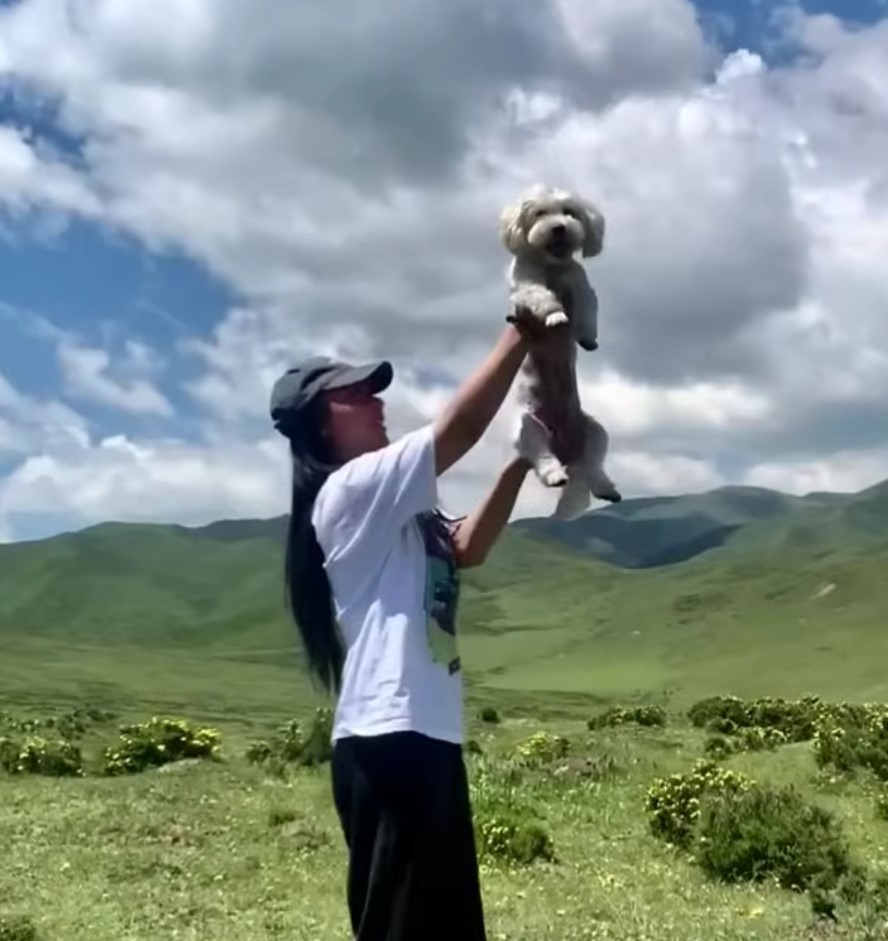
[0,125,98,223]
[744,449,888,496]
[122,340,165,375]
[57,341,172,416]
[0,1,888,538]
[552,0,709,95]
[0,368,89,459]
[584,370,772,440]
[0,415,21,455]
[0,433,290,526]
[609,451,724,496]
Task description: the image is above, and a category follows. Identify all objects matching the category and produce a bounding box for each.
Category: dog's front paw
[539,462,569,487]
[545,311,569,328]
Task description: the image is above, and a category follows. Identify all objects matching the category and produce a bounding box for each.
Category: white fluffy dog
[500,183,621,519]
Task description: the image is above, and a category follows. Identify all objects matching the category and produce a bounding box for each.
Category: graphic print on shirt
[417,510,461,675]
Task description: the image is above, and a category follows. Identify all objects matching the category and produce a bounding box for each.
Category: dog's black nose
[552,223,566,236]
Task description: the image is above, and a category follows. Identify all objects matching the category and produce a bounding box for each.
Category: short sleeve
[312,424,437,571]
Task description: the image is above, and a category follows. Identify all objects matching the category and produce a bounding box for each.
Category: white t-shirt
[311,423,464,745]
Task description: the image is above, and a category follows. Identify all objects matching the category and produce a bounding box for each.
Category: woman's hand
[506,304,553,341]
[507,305,575,352]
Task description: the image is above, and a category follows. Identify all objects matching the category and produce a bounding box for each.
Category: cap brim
[326,360,393,394]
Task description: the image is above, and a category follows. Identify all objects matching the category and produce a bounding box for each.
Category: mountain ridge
[6,477,880,560]
[1,476,887,707]
[511,480,869,568]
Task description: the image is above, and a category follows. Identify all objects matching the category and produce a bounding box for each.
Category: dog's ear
[580,200,606,258]
[498,200,529,255]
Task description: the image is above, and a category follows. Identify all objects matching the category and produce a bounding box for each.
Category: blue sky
[1,0,887,541]
[0,222,230,432]
[697,0,885,49]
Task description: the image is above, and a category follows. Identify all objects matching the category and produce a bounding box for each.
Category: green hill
[512,485,850,568]
[1,478,887,717]
[0,521,284,647]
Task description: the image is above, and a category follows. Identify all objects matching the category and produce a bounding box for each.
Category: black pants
[331,731,487,941]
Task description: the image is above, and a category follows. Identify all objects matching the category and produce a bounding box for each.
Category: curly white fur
[500,183,621,519]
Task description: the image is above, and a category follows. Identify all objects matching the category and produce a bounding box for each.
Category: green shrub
[475,814,554,865]
[647,758,879,920]
[52,706,115,739]
[245,740,274,765]
[0,913,39,941]
[0,736,83,777]
[479,707,500,724]
[703,735,738,760]
[876,791,888,822]
[696,783,858,896]
[688,695,888,780]
[246,720,303,766]
[245,708,333,770]
[646,760,755,848]
[298,707,334,766]
[4,718,39,735]
[688,696,751,731]
[688,695,887,748]
[53,715,86,740]
[705,727,788,760]
[688,695,805,740]
[102,717,221,775]
[0,706,115,742]
[0,737,19,773]
[588,705,666,730]
[708,717,739,735]
[814,710,888,781]
[741,726,788,751]
[470,756,554,866]
[513,731,569,768]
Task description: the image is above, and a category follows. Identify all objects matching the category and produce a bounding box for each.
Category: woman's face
[322,379,389,462]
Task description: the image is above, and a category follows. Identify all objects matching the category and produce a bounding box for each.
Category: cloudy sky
[1,0,887,542]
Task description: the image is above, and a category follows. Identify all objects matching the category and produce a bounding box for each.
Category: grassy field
[3,519,888,713]
[3,482,888,938]
[3,698,888,940]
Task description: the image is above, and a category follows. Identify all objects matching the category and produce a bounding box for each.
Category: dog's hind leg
[582,414,622,503]
[554,469,590,520]
[513,411,568,488]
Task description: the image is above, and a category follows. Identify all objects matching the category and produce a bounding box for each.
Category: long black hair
[280,398,344,695]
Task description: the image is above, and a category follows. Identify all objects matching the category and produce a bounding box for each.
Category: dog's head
[499,183,605,264]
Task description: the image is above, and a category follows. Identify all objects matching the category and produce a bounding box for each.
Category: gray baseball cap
[269,355,393,435]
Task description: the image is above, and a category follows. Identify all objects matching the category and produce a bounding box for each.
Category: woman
[269,316,548,940]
